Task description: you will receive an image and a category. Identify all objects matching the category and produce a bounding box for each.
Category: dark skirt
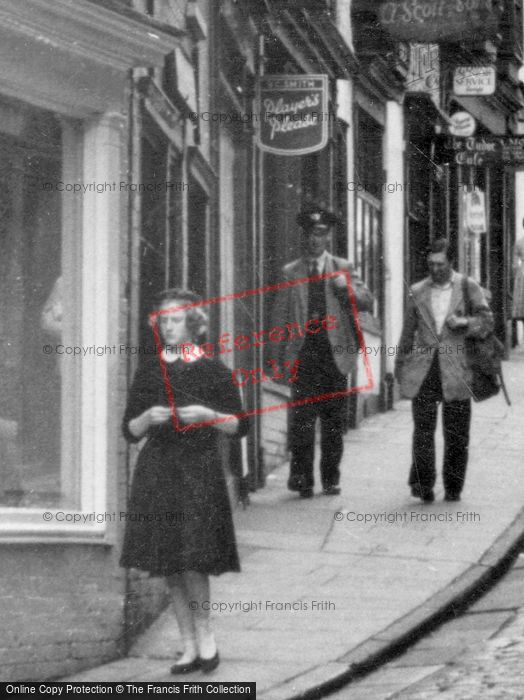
[120,436,240,577]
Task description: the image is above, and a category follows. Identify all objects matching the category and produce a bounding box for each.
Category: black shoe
[200,651,220,673]
[444,492,461,502]
[411,486,435,503]
[170,656,201,674]
[299,488,314,498]
[322,485,341,496]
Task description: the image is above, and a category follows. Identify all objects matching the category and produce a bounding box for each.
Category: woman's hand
[177,405,240,435]
[147,406,173,425]
[177,405,215,424]
[128,405,172,440]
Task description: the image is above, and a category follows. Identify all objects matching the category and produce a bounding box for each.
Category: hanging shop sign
[378,0,500,43]
[453,66,496,95]
[406,44,440,107]
[449,111,477,137]
[440,136,524,166]
[465,190,487,234]
[257,75,329,156]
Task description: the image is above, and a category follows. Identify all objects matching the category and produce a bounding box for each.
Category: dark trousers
[288,333,347,491]
[409,354,471,496]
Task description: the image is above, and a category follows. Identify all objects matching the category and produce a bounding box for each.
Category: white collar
[161,344,204,364]
[305,250,328,271]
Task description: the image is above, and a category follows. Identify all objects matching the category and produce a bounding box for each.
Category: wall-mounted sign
[453,66,496,96]
[449,111,477,137]
[378,0,500,43]
[465,190,487,234]
[440,135,524,166]
[257,74,329,156]
[406,44,440,107]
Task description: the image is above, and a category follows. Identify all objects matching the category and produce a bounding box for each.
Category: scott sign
[378,0,500,42]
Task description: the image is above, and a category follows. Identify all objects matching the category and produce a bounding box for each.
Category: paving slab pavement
[329,554,524,698]
[63,347,524,698]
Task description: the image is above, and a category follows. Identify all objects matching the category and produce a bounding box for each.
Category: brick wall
[0,545,125,680]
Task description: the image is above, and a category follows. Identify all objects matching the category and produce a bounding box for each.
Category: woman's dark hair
[428,238,451,260]
[152,287,208,344]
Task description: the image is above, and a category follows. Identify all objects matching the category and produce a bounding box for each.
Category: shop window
[187,177,209,298]
[356,109,383,193]
[333,121,349,258]
[139,125,168,353]
[0,97,64,509]
[139,121,183,353]
[354,108,383,316]
[355,192,381,317]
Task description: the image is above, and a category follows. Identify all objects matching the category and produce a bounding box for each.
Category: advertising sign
[453,66,496,95]
[441,136,524,166]
[257,75,329,156]
[449,111,477,137]
[406,44,440,107]
[378,0,500,43]
[465,190,487,234]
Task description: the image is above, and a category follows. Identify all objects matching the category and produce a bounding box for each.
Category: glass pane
[363,201,370,287]
[139,130,168,355]
[355,196,363,279]
[372,208,379,293]
[0,98,62,508]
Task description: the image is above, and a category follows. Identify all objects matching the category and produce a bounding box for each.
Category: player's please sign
[257,75,329,156]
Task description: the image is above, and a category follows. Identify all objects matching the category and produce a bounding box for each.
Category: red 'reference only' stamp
[150,270,374,431]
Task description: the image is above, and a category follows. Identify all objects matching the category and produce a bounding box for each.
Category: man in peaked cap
[272,205,374,498]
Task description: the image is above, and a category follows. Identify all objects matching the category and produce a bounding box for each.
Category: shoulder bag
[462,275,510,404]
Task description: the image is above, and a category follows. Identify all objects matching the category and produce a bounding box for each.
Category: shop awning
[261,0,358,78]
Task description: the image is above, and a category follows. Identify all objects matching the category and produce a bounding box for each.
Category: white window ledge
[0,509,110,544]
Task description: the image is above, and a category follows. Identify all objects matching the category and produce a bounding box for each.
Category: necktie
[308,260,324,319]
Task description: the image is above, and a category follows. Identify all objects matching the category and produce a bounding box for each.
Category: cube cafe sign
[378,0,499,43]
[257,75,329,156]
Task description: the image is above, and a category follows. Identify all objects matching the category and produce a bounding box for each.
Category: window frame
[0,111,125,543]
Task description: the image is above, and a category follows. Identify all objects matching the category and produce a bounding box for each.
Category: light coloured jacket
[395,272,492,402]
[272,253,374,376]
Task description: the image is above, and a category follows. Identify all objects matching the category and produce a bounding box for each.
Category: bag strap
[499,368,512,406]
[461,274,471,315]
[463,274,512,406]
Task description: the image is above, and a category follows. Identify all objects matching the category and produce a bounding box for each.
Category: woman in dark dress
[120,288,248,674]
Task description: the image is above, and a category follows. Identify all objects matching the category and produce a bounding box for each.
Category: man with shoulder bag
[395,238,495,503]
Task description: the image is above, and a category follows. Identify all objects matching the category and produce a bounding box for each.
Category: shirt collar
[304,250,328,271]
[161,345,204,364]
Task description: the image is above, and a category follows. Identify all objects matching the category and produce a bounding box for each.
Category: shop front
[400,2,523,350]
[0,0,178,680]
